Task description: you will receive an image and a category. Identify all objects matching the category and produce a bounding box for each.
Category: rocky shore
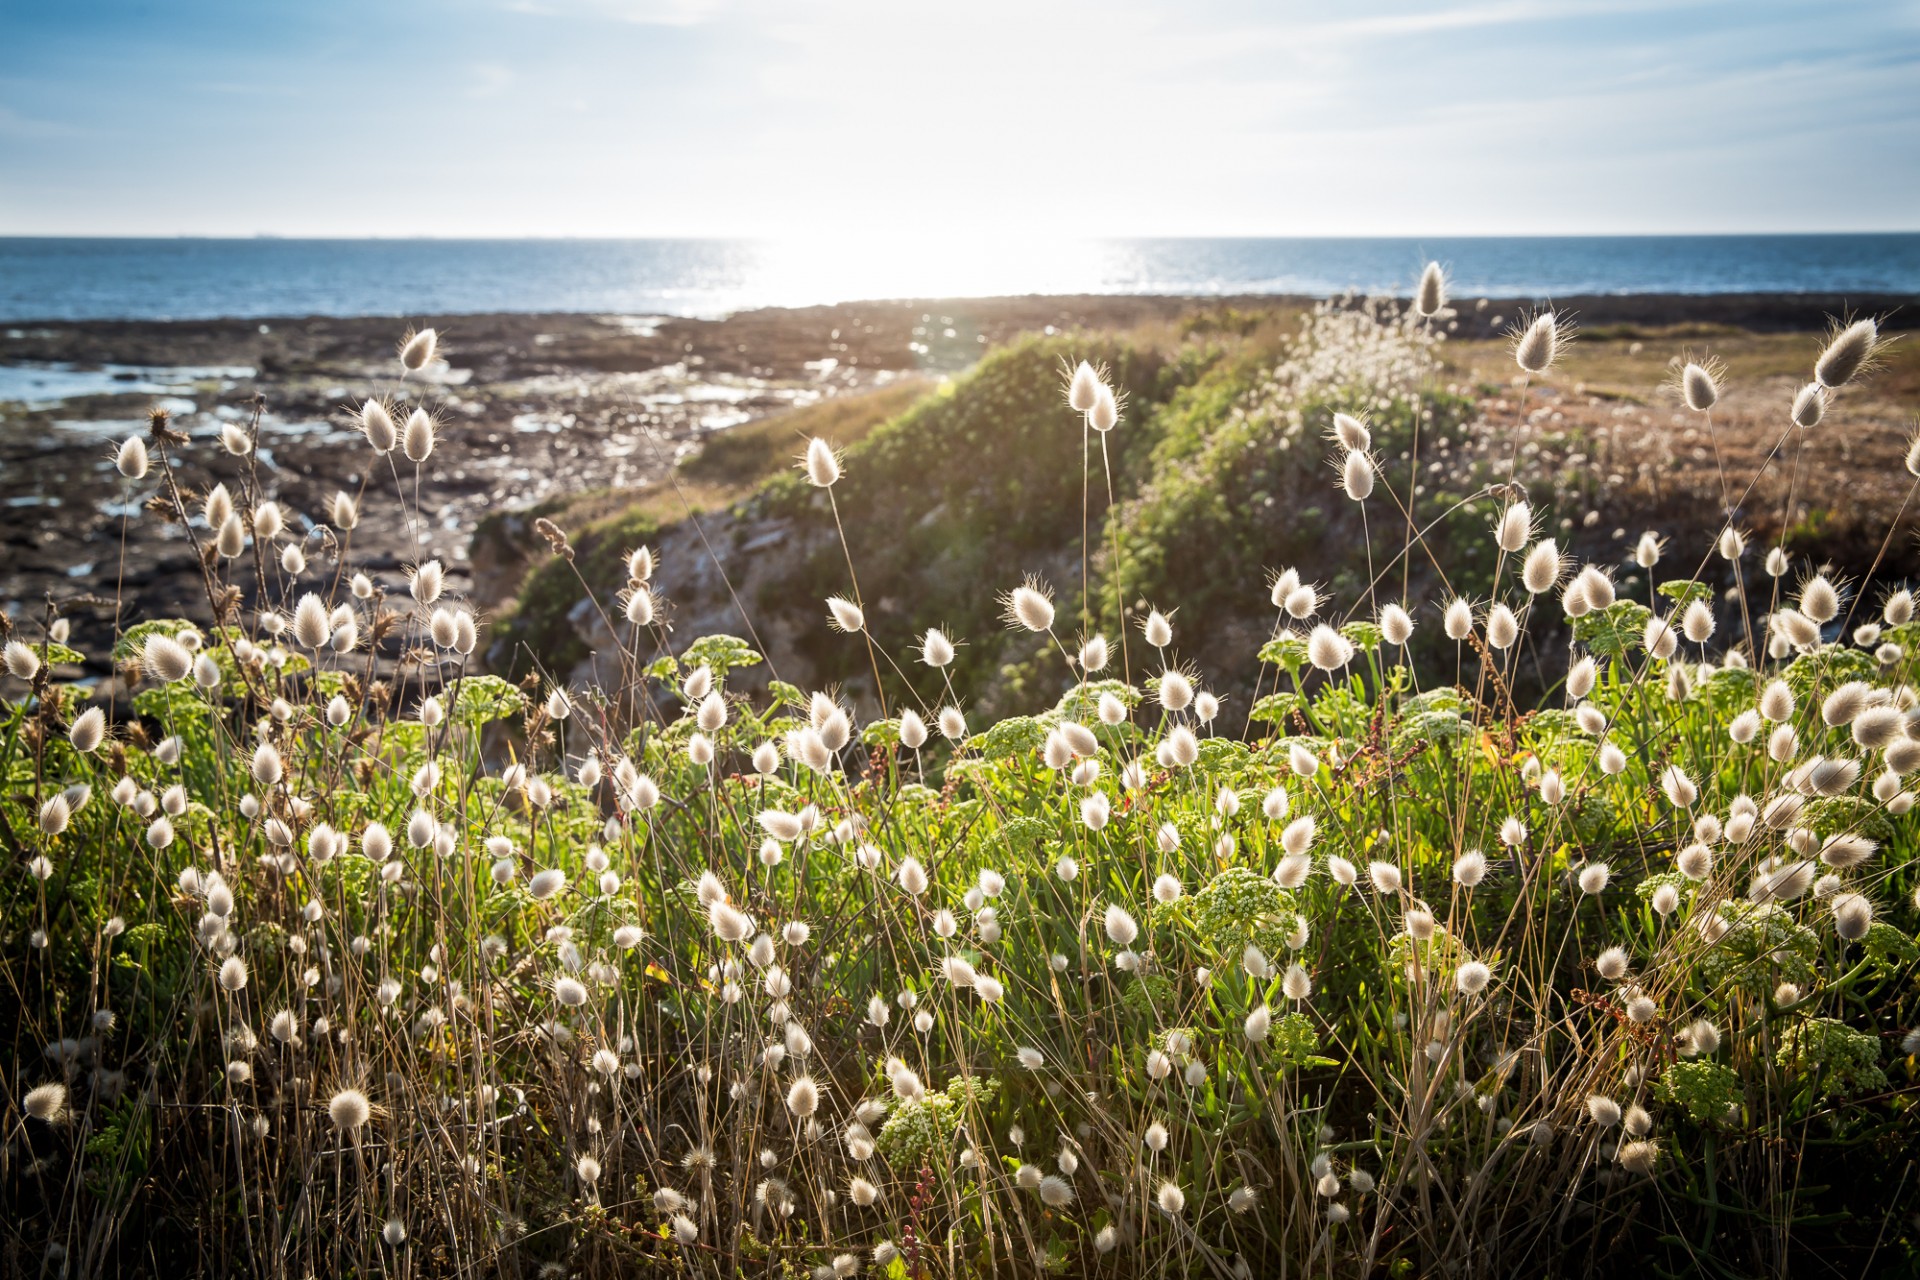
[4,291,1914,675]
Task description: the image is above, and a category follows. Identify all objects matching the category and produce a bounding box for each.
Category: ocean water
[1,234,1916,321]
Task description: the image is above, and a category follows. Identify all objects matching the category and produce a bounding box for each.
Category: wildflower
[1587,1096,1622,1128]
[1282,964,1313,1001]
[1456,961,1491,995]
[1155,1181,1186,1216]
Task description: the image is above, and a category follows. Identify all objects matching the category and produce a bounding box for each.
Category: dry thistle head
[533,517,575,561]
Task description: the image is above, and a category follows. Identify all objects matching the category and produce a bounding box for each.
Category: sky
[2,0,1917,239]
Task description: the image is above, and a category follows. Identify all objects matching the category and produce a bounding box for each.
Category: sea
[2,234,1917,321]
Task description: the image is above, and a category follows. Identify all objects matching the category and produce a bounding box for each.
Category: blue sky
[2,0,1916,237]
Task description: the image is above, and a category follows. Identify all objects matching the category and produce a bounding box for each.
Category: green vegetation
[5,300,1919,1280]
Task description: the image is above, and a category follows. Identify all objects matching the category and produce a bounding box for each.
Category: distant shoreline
[5,290,1917,342]
[6,234,1918,322]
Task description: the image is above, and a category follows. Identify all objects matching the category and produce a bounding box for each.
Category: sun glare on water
[733,232,1126,308]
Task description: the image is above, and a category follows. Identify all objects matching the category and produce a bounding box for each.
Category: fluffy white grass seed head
[329,1088,372,1132]
[4,640,39,681]
[116,436,149,479]
[402,408,435,462]
[1814,317,1879,389]
[1143,609,1173,648]
[1513,311,1560,374]
[23,1083,68,1123]
[1791,381,1826,428]
[1681,360,1720,412]
[1089,383,1119,433]
[1522,540,1560,594]
[1067,360,1101,413]
[144,634,193,683]
[69,707,106,753]
[803,437,841,487]
[361,400,397,453]
[1379,603,1413,646]
[1332,412,1370,451]
[1415,261,1447,318]
[1307,624,1354,671]
[1004,579,1055,632]
[399,326,438,372]
[1340,449,1374,501]
[1496,501,1532,553]
[825,597,865,633]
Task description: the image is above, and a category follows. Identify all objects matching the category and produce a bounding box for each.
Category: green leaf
[453,675,527,725]
[1249,692,1302,727]
[1258,635,1309,669]
[1656,579,1713,605]
[1570,600,1652,660]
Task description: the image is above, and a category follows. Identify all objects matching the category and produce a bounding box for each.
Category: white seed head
[399,326,439,371]
[1415,260,1447,317]
[402,408,435,462]
[116,436,149,479]
[803,437,841,487]
[1513,312,1560,374]
[1681,361,1719,411]
[1005,581,1055,633]
[1814,317,1878,389]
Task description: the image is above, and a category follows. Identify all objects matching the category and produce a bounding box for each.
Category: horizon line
[4,230,1920,243]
